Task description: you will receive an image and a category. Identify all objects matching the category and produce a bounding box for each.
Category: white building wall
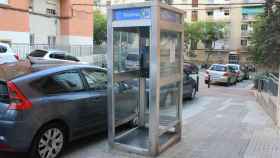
[0,31,29,44]
[61,36,93,45]
[29,0,61,44]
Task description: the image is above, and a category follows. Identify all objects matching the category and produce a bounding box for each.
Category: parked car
[0,60,137,158]
[226,64,245,82]
[143,63,199,108]
[125,54,140,70]
[0,42,18,64]
[28,49,81,63]
[205,64,237,86]
[183,63,199,99]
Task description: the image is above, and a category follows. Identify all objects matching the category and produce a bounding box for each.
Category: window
[49,53,66,60]
[241,24,248,31]
[207,10,214,16]
[32,71,84,94]
[82,69,107,90]
[241,39,248,46]
[192,11,198,21]
[224,9,230,16]
[229,54,240,64]
[48,36,56,48]
[49,53,80,62]
[46,8,56,16]
[29,50,48,57]
[192,0,198,7]
[0,0,8,5]
[65,55,80,62]
[243,13,248,20]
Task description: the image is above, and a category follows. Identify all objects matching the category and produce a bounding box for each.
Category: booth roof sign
[160,9,182,24]
[113,7,151,21]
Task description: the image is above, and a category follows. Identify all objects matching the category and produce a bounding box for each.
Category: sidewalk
[62,83,280,158]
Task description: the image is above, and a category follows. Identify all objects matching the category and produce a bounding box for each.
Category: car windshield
[210,65,227,72]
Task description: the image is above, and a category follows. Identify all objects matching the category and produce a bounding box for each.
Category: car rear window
[228,65,238,70]
[29,50,48,57]
[0,45,7,53]
[127,54,139,61]
[0,82,9,103]
[210,65,227,72]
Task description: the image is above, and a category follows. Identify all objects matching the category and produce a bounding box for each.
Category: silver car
[205,64,237,86]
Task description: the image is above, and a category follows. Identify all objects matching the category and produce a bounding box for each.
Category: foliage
[248,16,266,64]
[184,21,227,50]
[94,10,107,45]
[249,6,280,66]
[184,21,227,63]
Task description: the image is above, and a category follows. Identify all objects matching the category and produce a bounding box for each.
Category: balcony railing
[11,43,106,59]
[257,73,279,97]
[241,31,252,37]
[242,15,257,21]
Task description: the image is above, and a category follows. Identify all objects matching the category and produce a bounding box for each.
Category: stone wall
[256,91,278,125]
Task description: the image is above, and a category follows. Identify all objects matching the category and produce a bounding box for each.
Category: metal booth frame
[107,1,185,156]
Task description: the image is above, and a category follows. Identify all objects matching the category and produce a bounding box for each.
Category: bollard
[208,75,211,88]
[196,75,199,92]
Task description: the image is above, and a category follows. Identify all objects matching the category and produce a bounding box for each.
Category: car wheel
[29,123,66,158]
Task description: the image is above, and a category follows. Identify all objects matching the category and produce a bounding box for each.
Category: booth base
[115,127,177,150]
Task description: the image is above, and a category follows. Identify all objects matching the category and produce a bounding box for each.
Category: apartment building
[0,0,93,47]
[95,0,264,65]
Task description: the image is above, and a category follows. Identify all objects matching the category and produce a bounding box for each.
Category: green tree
[184,21,227,64]
[249,6,280,67]
[94,10,107,45]
[248,16,266,64]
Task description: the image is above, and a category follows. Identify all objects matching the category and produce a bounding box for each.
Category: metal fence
[257,73,279,97]
[11,43,106,58]
[11,43,107,67]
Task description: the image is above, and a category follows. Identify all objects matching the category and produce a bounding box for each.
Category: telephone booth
[107,1,184,156]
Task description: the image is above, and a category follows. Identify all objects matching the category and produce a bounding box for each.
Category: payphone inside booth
[107,1,184,156]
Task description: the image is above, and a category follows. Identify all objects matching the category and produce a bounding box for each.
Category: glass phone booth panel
[159,31,182,136]
[112,27,151,152]
[107,2,184,156]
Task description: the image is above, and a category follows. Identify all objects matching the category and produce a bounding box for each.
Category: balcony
[241,30,252,37]
[242,15,257,22]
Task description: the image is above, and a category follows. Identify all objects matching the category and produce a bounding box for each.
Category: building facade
[0,0,93,47]
[95,0,264,65]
